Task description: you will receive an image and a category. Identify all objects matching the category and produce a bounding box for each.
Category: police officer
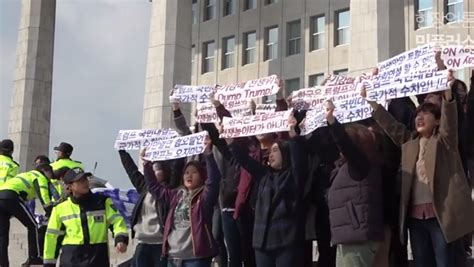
[43,168,128,266]
[0,139,19,185]
[0,163,55,267]
[50,142,84,171]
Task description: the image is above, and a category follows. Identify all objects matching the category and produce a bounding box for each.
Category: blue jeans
[167,258,212,267]
[221,211,243,267]
[133,243,167,267]
[408,217,466,267]
[255,246,298,267]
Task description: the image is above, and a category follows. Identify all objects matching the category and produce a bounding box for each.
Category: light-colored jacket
[372,99,474,244]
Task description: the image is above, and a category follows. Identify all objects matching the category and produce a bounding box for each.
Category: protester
[0,139,19,185]
[50,142,84,171]
[43,168,129,266]
[222,114,305,267]
[0,163,55,266]
[143,139,220,267]
[118,149,182,267]
[171,100,229,267]
[322,101,385,267]
[363,81,474,266]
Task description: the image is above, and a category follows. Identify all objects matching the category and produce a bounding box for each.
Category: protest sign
[114,129,178,150]
[170,85,216,103]
[299,98,380,135]
[143,131,208,161]
[196,103,219,123]
[441,46,474,70]
[255,103,277,115]
[377,43,437,80]
[325,75,356,86]
[291,86,359,110]
[220,109,293,138]
[224,99,253,117]
[215,75,280,104]
[364,70,449,102]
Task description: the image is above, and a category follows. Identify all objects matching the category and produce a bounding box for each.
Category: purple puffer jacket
[143,153,220,258]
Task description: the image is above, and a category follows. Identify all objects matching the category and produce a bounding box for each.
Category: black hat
[0,139,14,152]
[63,168,91,184]
[54,142,73,155]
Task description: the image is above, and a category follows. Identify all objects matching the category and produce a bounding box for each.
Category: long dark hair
[343,123,382,165]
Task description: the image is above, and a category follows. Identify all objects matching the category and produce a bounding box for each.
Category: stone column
[142,0,192,129]
[8,0,56,171]
[348,0,405,74]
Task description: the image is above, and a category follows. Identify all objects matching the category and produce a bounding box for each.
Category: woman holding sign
[222,114,306,267]
[143,139,221,267]
[362,80,474,267]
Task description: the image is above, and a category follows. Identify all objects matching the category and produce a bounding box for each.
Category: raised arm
[143,161,175,203]
[360,86,412,146]
[200,122,231,159]
[228,141,267,179]
[173,104,192,136]
[439,88,458,148]
[118,150,146,193]
[201,153,221,212]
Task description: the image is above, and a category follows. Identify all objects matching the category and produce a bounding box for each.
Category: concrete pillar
[348,0,405,75]
[142,0,192,129]
[8,0,56,171]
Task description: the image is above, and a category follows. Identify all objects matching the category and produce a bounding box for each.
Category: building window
[222,36,235,69]
[192,0,198,24]
[335,9,350,46]
[415,0,433,29]
[287,20,301,56]
[191,45,196,75]
[309,73,325,87]
[202,41,215,73]
[265,0,279,5]
[243,32,256,65]
[265,26,278,61]
[244,0,257,11]
[333,69,348,76]
[204,0,215,21]
[224,0,235,16]
[310,15,325,51]
[285,78,300,93]
[445,0,463,23]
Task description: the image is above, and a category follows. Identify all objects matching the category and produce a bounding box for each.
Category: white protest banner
[220,109,293,138]
[196,103,219,123]
[215,75,280,103]
[170,85,216,103]
[440,46,474,70]
[299,98,381,135]
[143,131,208,161]
[377,43,437,80]
[290,85,359,110]
[325,75,356,86]
[364,70,449,103]
[114,129,179,150]
[255,104,277,115]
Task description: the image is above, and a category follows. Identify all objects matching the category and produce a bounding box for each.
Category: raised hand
[140,148,149,165]
[325,100,336,125]
[288,112,298,137]
[360,85,379,110]
[204,135,212,154]
[277,79,285,100]
[170,88,180,111]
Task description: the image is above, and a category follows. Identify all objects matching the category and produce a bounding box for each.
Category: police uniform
[0,169,54,266]
[50,142,84,199]
[43,168,128,267]
[0,154,19,185]
[0,139,19,185]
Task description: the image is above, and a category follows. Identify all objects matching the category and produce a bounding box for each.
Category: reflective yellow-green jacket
[43,192,129,266]
[0,155,19,185]
[50,158,84,172]
[0,170,53,211]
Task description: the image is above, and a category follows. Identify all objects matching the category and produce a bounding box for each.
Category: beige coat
[372,99,474,243]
